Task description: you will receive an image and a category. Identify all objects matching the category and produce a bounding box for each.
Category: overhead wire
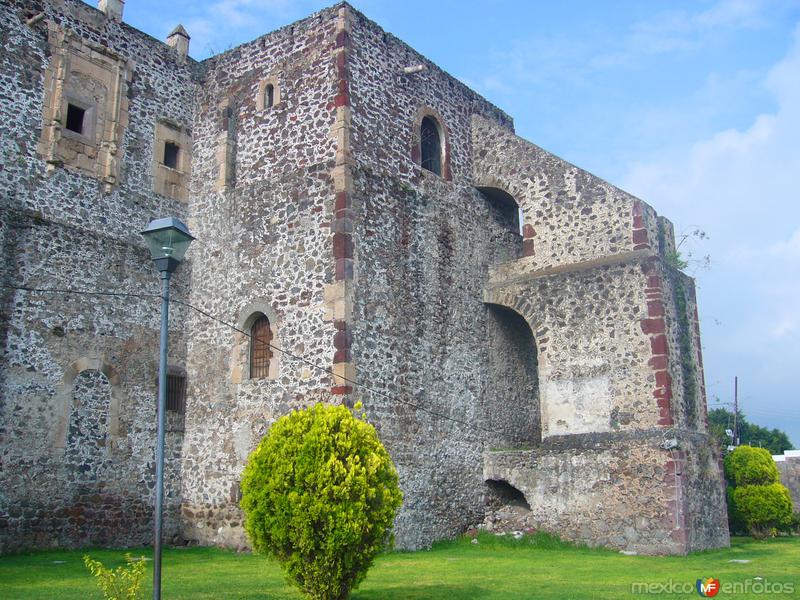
[2,283,501,437]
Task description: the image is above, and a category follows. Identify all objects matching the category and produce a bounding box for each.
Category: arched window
[250,313,273,379]
[420,116,442,175]
[264,83,275,108]
[257,79,280,111]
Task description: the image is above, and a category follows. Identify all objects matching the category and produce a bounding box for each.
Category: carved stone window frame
[37,23,132,191]
[152,119,192,201]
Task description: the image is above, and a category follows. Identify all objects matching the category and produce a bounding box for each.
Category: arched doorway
[484,303,541,448]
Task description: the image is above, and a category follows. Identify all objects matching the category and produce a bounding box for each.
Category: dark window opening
[250,314,273,379]
[478,186,521,235]
[265,84,275,108]
[166,372,186,413]
[65,104,86,134]
[163,142,180,169]
[420,116,442,175]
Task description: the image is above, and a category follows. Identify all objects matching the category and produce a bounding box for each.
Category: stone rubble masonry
[774,451,800,510]
[1,0,195,553]
[0,0,729,555]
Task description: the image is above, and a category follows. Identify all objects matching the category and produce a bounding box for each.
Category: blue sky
[123,0,800,446]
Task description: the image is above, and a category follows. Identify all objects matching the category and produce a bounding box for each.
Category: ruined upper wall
[346,5,512,183]
[473,115,676,274]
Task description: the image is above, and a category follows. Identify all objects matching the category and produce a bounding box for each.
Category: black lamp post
[141,217,194,600]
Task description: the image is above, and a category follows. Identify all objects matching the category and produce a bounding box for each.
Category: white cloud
[592,0,773,66]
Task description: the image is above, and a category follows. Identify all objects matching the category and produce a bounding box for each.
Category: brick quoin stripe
[330,7,353,396]
[641,261,674,427]
[663,449,688,546]
[632,200,651,251]
[331,20,352,286]
[331,318,353,395]
[522,223,535,257]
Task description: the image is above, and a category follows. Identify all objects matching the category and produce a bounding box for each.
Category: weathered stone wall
[344,8,536,548]
[469,108,726,552]
[774,451,800,510]
[1,0,728,556]
[178,5,341,548]
[0,0,195,552]
[484,431,727,554]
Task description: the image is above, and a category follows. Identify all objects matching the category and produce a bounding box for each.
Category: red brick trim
[663,451,688,548]
[333,31,349,109]
[642,262,674,426]
[632,201,651,251]
[522,224,535,257]
[330,8,354,397]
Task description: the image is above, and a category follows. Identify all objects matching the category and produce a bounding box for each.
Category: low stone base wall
[0,490,182,554]
[483,430,729,555]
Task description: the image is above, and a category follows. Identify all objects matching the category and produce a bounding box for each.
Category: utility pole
[733,376,739,447]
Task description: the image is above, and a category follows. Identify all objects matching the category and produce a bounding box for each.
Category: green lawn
[1,534,798,600]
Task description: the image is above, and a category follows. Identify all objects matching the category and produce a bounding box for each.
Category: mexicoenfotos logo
[631,577,796,595]
[696,578,720,597]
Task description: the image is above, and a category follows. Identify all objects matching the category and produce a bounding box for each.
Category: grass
[1,534,798,599]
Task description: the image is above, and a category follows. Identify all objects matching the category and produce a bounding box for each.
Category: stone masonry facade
[0,0,729,555]
[774,451,800,510]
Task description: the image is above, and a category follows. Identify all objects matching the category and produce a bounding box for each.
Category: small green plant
[724,446,793,539]
[664,250,688,270]
[83,553,146,600]
[240,401,403,600]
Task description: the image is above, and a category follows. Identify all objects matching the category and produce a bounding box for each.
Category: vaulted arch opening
[485,479,530,511]
[484,304,540,447]
[477,186,523,236]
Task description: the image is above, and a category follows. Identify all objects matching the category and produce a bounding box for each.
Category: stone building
[774,451,800,510]
[0,0,729,555]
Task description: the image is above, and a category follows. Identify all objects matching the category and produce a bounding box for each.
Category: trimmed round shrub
[240,402,403,600]
[724,445,780,487]
[732,483,793,539]
[726,486,746,535]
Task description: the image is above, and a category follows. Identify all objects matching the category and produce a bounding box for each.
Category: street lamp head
[141,217,195,273]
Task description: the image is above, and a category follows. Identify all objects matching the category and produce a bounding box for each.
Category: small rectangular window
[265,84,275,108]
[163,142,180,169]
[65,104,86,134]
[166,373,186,413]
